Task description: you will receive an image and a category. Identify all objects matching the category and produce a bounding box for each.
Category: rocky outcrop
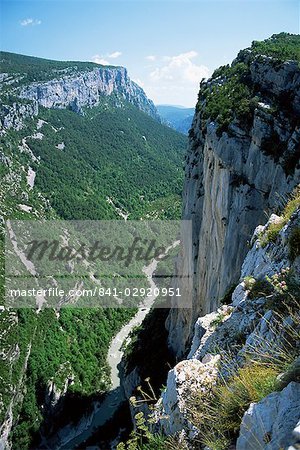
[167,50,300,358]
[291,420,300,450]
[249,57,300,114]
[154,205,300,448]
[155,354,220,437]
[0,101,38,130]
[19,67,159,120]
[236,382,300,450]
[0,59,160,130]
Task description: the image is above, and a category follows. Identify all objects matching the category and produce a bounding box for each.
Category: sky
[0,0,299,107]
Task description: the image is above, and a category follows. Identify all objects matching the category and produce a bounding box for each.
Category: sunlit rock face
[155,206,300,448]
[167,53,300,358]
[236,382,300,450]
[19,67,159,119]
[0,65,160,131]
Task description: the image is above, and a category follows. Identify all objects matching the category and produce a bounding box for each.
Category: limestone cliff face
[0,64,160,130]
[19,67,159,120]
[155,205,300,449]
[167,53,300,358]
[0,101,38,131]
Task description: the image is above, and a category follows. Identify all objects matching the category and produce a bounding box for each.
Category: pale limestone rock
[290,419,300,450]
[0,101,39,130]
[241,208,300,281]
[158,208,300,446]
[0,67,160,133]
[26,167,36,189]
[36,118,47,129]
[166,55,300,358]
[55,142,65,150]
[18,204,32,212]
[19,67,160,121]
[236,382,300,450]
[45,370,74,412]
[155,355,220,437]
[31,132,44,140]
[187,306,233,359]
[250,57,300,113]
[232,281,248,307]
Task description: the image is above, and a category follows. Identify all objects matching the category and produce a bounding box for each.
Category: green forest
[0,72,186,448]
[0,50,113,84]
[29,99,186,220]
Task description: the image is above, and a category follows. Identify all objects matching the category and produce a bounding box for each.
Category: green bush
[250,33,300,63]
[289,227,300,261]
[197,33,300,136]
[197,62,255,133]
[244,276,273,299]
[188,363,280,450]
[261,187,300,246]
[117,412,178,450]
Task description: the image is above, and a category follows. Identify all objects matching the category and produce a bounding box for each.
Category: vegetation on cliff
[118,190,300,450]
[1,32,300,450]
[196,33,300,139]
[0,51,113,84]
[261,187,300,246]
[250,32,300,63]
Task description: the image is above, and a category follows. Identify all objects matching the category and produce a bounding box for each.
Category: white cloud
[92,54,110,65]
[146,55,156,61]
[92,51,122,65]
[20,18,41,27]
[144,51,210,107]
[108,51,122,59]
[150,51,209,84]
[132,78,145,88]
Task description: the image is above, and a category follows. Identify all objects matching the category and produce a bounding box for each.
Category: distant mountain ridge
[0,51,160,125]
[157,104,194,135]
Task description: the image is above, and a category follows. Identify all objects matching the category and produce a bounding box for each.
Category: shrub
[261,186,300,246]
[289,227,300,261]
[117,412,180,450]
[197,62,255,133]
[250,33,300,64]
[197,33,300,138]
[244,276,273,299]
[211,312,227,329]
[263,221,284,245]
[260,271,300,321]
[187,363,280,450]
[187,293,300,450]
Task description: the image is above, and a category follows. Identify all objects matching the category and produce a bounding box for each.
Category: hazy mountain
[156,104,195,135]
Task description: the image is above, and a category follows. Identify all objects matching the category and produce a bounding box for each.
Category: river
[46,240,179,450]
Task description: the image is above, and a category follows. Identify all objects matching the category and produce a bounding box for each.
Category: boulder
[236,382,300,450]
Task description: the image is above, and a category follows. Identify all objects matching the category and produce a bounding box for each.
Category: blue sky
[0,0,299,106]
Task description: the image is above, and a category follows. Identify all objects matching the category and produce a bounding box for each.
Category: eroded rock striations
[19,67,159,119]
[155,204,300,449]
[237,382,300,450]
[0,65,159,130]
[0,101,38,131]
[167,47,300,358]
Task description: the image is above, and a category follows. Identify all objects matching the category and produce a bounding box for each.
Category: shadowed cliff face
[167,50,300,358]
